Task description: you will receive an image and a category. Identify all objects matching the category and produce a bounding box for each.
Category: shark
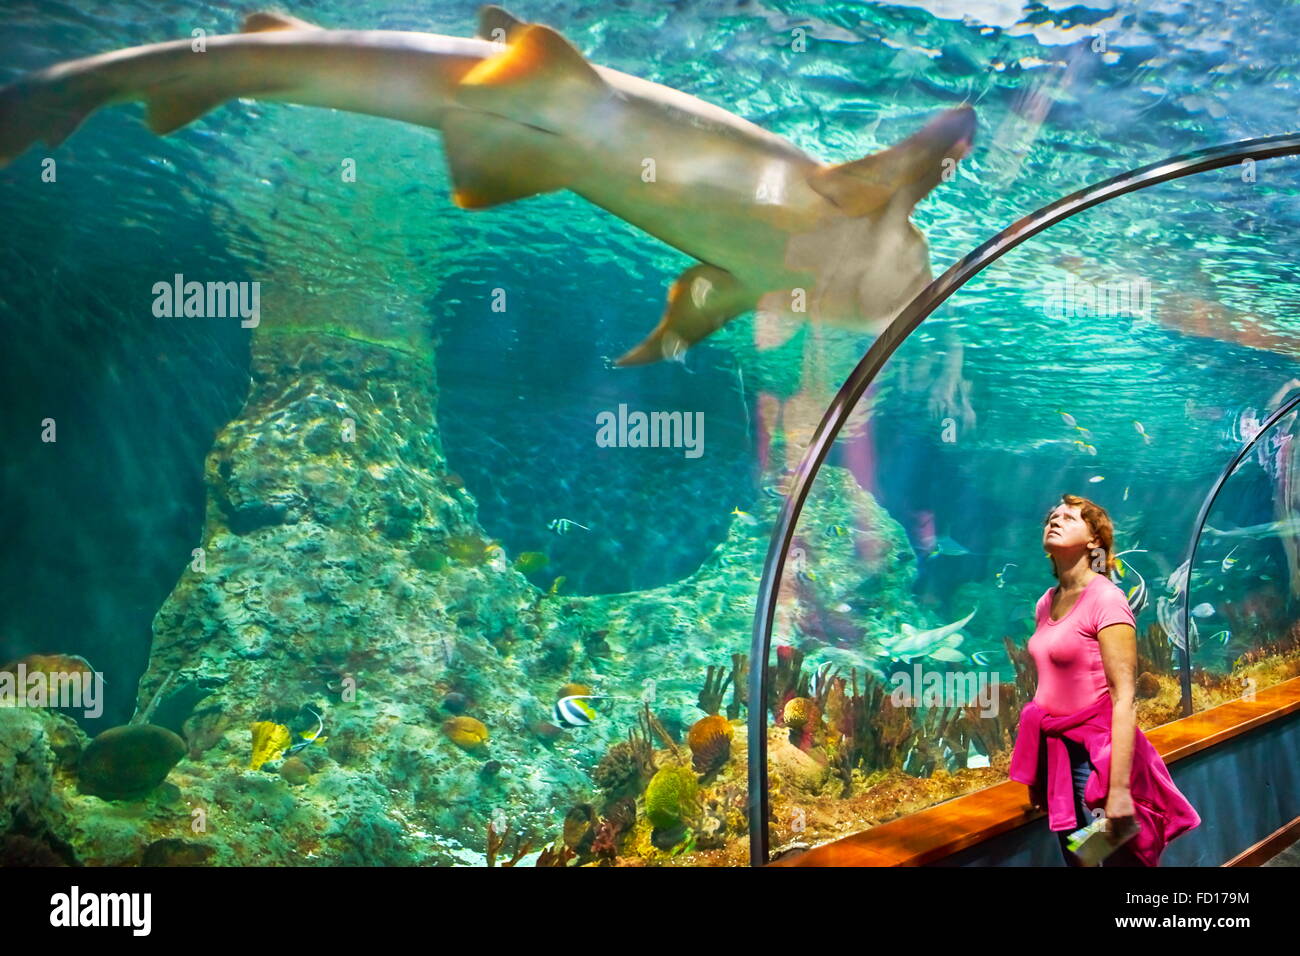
[0,6,975,366]
[875,607,977,664]
[1202,517,1300,540]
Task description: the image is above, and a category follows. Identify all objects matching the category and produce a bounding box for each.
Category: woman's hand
[1103,788,1137,835]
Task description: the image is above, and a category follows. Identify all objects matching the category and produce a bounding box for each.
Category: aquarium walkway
[747,131,1300,865]
[767,676,1300,866]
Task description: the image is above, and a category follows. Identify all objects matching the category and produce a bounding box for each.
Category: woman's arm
[1097,622,1138,829]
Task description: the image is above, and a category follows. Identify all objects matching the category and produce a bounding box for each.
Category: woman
[1008,494,1201,866]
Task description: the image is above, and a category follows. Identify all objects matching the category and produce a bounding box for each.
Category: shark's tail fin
[808,105,976,215]
[0,11,319,168]
[0,65,113,168]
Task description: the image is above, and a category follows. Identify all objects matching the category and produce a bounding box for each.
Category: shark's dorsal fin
[455,22,607,133]
[809,106,975,216]
[459,23,604,94]
[476,5,526,44]
[241,12,321,32]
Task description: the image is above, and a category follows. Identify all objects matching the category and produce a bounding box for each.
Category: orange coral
[688,714,734,774]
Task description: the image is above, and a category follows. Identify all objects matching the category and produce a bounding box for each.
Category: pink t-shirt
[1028,574,1136,716]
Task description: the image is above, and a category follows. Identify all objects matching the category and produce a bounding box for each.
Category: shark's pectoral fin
[442,108,570,208]
[455,22,607,130]
[808,105,976,214]
[614,264,753,367]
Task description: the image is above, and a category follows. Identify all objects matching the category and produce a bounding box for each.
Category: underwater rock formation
[1,301,923,865]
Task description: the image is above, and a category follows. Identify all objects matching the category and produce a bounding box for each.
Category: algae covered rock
[77,724,186,801]
[141,838,215,866]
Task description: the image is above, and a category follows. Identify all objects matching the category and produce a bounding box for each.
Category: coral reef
[687,714,733,775]
[644,764,701,830]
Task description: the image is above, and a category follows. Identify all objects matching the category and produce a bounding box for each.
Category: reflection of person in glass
[1008,494,1200,866]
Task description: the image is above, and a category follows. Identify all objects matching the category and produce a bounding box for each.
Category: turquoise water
[1,0,1298,865]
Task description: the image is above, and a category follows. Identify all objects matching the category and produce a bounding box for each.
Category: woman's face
[1043,504,1098,555]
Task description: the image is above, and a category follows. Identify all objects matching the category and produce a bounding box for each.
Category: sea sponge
[644,764,700,829]
[78,724,187,801]
[1135,671,1160,699]
[279,756,311,786]
[783,697,818,730]
[592,741,642,795]
[688,714,734,774]
[249,721,292,770]
[443,715,490,751]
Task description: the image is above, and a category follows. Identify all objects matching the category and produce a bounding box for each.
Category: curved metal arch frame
[1178,390,1300,709]
[747,132,1300,866]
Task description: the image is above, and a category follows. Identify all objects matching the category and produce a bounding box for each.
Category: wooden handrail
[768,676,1300,866]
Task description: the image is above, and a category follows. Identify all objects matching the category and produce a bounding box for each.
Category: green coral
[643,765,700,830]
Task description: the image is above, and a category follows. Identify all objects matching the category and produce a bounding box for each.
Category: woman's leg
[1057,738,1093,867]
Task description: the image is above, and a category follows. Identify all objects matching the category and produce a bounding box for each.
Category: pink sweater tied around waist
[1008,692,1201,866]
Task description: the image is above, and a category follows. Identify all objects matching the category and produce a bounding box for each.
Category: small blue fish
[971,650,996,666]
[548,517,591,535]
[1206,629,1231,645]
[1123,485,1130,501]
[824,523,859,538]
[1191,602,1214,618]
[995,563,1018,589]
[1088,475,1104,483]
[1073,440,1098,456]
[1133,420,1152,445]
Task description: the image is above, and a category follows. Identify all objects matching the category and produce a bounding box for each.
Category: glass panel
[768,159,1300,858]
[0,0,1296,871]
[1184,405,1300,708]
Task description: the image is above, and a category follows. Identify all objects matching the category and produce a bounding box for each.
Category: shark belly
[553,92,827,295]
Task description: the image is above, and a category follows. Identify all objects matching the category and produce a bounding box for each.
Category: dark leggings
[1058,737,1146,867]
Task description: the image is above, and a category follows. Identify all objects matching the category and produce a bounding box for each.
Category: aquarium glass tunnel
[0,0,1298,869]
